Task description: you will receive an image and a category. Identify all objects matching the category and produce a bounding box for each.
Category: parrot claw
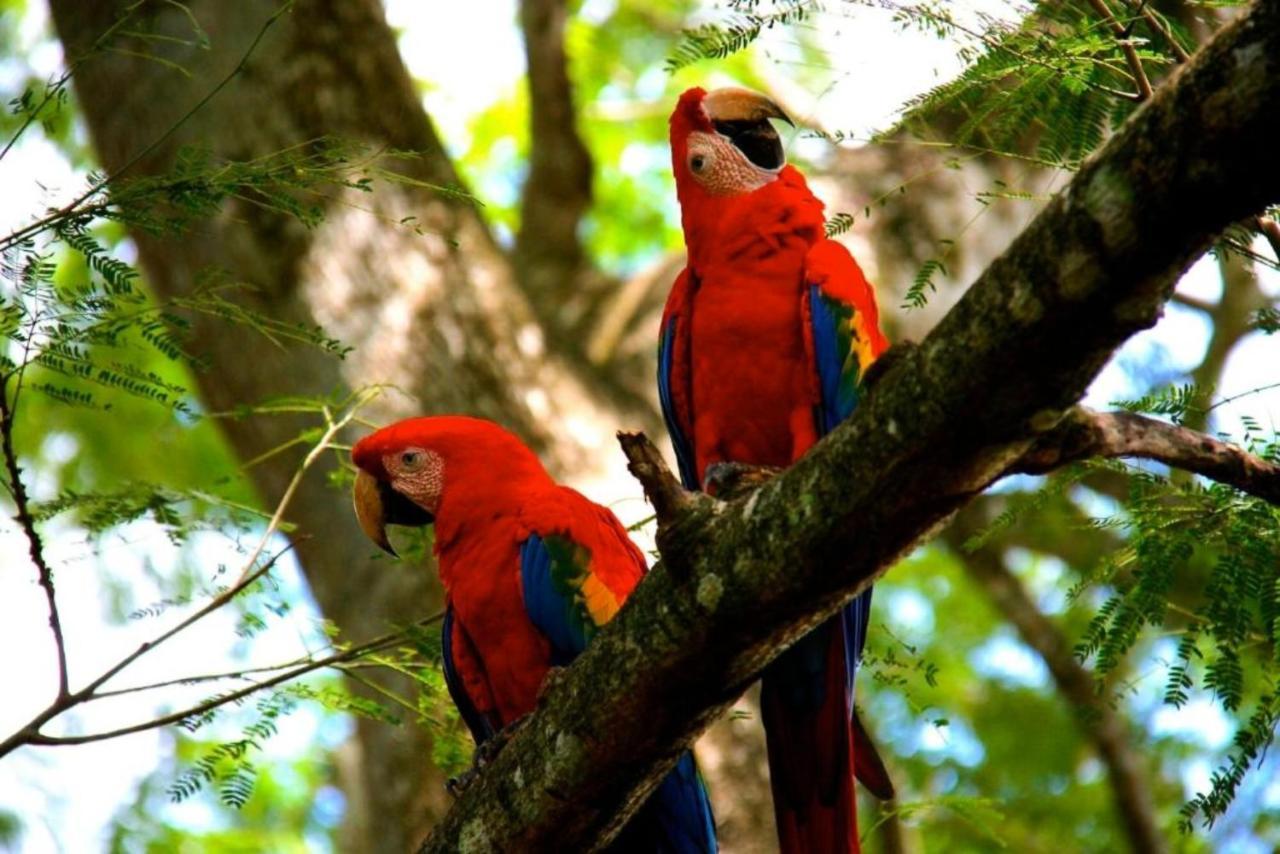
[702,461,782,499]
[475,713,531,765]
[445,713,533,798]
[445,767,479,798]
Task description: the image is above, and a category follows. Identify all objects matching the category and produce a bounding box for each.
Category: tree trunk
[48,1,627,850]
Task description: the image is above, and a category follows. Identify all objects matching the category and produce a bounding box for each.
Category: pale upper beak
[701,87,793,126]
[352,469,433,557]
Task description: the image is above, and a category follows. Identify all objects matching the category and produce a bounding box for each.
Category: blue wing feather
[659,316,699,491]
[441,607,498,744]
[807,284,876,714]
[519,534,588,666]
[520,534,718,852]
[808,284,861,434]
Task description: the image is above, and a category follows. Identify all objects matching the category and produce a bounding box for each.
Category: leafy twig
[22,612,443,747]
[1086,0,1154,99]
[0,386,384,760]
[0,1,293,255]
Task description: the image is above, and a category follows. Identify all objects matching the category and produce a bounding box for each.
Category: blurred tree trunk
[48,1,634,850]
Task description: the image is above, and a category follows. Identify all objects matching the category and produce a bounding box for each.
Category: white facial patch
[686,130,779,196]
[386,447,445,514]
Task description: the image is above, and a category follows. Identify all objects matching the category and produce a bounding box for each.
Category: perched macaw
[659,87,893,854]
[351,415,717,852]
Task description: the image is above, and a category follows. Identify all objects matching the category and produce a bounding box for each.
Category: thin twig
[1086,0,1154,99]
[1170,292,1216,314]
[0,1,293,255]
[21,612,443,748]
[0,387,382,759]
[234,391,372,585]
[1128,1,1192,62]
[0,376,69,698]
[0,0,151,164]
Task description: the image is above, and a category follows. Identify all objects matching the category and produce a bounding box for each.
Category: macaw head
[669,86,792,209]
[351,415,549,555]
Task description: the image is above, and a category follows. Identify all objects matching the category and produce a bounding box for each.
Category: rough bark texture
[420,3,1280,849]
[1018,407,1280,504]
[48,2,629,850]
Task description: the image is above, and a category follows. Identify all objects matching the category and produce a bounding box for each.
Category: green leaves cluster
[1070,446,1280,830]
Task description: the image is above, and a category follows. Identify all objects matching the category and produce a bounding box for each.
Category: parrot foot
[445,713,533,798]
[445,767,480,798]
[536,665,568,706]
[703,461,782,499]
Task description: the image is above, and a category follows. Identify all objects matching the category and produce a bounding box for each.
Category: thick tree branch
[1016,407,1280,505]
[420,4,1280,849]
[515,0,594,320]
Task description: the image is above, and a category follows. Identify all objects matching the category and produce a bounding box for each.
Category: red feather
[664,88,893,854]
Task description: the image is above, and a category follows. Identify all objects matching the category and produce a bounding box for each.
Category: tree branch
[1015,407,1280,505]
[0,377,69,699]
[20,612,442,748]
[417,3,1280,849]
[514,0,594,320]
[1087,0,1154,99]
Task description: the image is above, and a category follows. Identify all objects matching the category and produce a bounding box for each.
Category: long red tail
[761,601,894,854]
[761,618,860,854]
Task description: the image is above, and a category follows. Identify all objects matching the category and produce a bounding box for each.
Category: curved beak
[353,470,434,557]
[701,87,793,126]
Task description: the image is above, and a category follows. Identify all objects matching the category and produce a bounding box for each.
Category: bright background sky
[1,0,1278,851]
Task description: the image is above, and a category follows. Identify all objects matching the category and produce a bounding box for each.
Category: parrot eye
[399,449,424,470]
[689,152,707,173]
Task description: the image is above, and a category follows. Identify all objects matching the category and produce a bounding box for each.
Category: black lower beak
[354,470,433,556]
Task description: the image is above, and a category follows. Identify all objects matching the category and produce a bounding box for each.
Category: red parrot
[351,415,717,852]
[658,87,893,854]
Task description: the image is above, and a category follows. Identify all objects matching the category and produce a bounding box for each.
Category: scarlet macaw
[659,87,893,854]
[351,415,717,852]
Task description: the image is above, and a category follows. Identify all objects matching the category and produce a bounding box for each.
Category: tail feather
[762,617,859,854]
[611,751,717,853]
[852,708,895,801]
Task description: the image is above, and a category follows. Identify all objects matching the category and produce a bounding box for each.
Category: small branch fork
[616,431,694,525]
[617,404,1280,540]
[0,387,408,760]
[1017,407,1280,505]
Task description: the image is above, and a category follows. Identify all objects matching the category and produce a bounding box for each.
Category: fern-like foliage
[1112,382,1207,426]
[666,0,815,71]
[1068,453,1280,830]
[824,211,855,237]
